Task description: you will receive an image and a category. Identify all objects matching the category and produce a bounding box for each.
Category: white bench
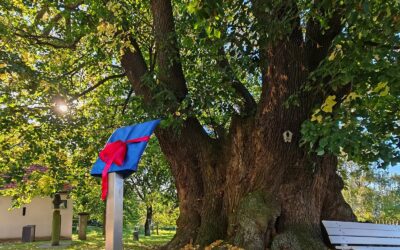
[323,220,400,250]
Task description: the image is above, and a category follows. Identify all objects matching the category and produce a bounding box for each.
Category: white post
[106,172,124,250]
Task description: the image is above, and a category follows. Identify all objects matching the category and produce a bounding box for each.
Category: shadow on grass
[0,227,175,250]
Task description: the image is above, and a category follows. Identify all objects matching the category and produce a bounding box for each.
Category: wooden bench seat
[322,220,400,250]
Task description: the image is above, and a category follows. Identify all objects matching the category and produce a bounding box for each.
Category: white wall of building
[0,194,73,240]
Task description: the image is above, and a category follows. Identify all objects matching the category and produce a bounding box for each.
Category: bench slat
[329,236,400,245]
[326,227,400,238]
[336,247,400,250]
[323,220,400,231]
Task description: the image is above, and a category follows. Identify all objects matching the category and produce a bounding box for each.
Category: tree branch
[60,1,84,10]
[122,87,134,115]
[306,5,344,71]
[252,0,303,73]
[232,80,257,114]
[120,2,215,147]
[14,31,82,50]
[121,38,152,103]
[216,47,257,115]
[150,0,188,102]
[58,62,86,78]
[40,1,84,35]
[128,177,146,201]
[71,73,126,100]
[42,13,63,36]
[134,185,146,201]
[35,37,81,49]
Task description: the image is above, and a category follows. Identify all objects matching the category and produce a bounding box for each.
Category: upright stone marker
[78,212,90,240]
[51,193,62,246]
[90,120,160,250]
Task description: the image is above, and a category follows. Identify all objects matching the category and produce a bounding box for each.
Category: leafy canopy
[0,0,400,203]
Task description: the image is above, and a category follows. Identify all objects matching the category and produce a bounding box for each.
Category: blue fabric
[90,119,160,178]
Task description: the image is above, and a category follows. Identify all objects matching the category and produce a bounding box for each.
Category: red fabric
[100,136,150,200]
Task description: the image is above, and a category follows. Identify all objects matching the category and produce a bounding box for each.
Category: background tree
[340,161,400,222]
[122,184,142,232]
[126,139,177,236]
[151,195,179,232]
[0,0,399,249]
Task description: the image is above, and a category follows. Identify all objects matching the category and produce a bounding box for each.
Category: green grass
[0,227,175,250]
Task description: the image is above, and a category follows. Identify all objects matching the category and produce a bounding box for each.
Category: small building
[0,193,73,241]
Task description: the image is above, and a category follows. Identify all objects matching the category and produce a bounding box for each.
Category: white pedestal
[105,172,124,250]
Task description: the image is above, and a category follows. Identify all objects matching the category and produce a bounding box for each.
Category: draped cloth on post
[90,119,160,200]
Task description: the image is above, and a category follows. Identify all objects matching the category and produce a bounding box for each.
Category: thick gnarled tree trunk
[120,0,356,249]
[156,116,355,250]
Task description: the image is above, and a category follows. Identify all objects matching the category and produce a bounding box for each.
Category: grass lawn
[0,227,175,250]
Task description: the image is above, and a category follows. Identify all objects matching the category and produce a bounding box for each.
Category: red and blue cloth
[91,119,160,200]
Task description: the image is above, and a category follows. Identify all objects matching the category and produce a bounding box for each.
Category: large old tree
[1,0,399,249]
